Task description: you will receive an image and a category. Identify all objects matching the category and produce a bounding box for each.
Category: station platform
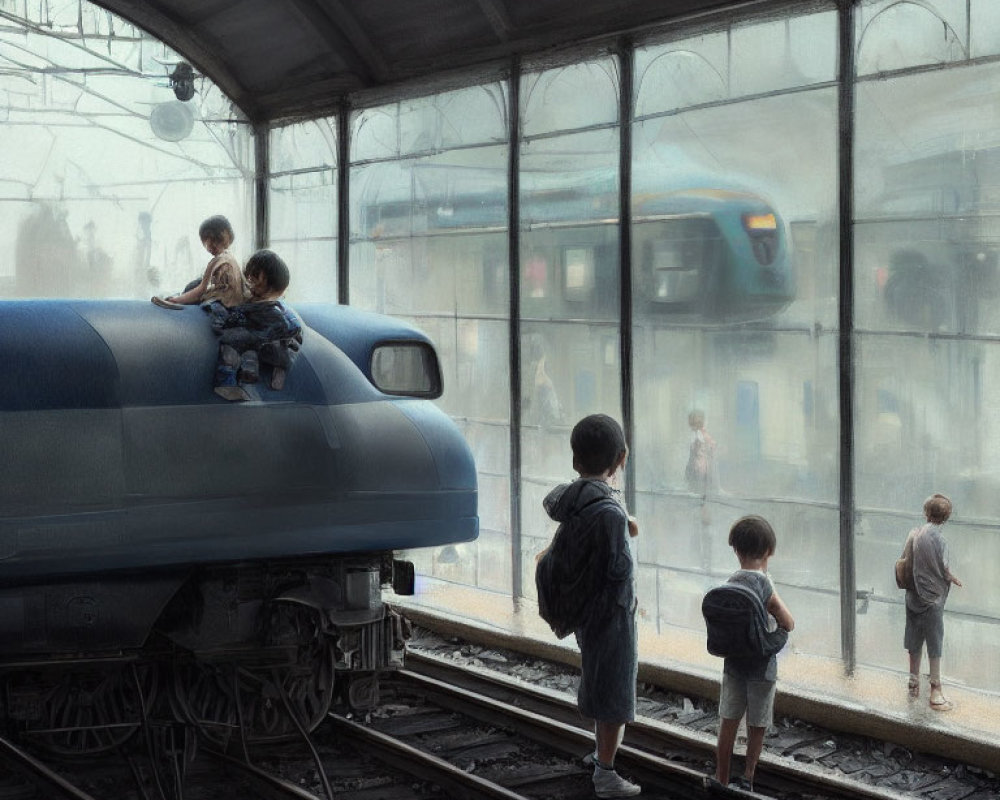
[392,579,1000,775]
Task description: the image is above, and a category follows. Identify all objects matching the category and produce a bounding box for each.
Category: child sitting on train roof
[204,249,303,402]
[152,214,249,309]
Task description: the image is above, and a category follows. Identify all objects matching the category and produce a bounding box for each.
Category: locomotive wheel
[170,603,335,746]
[11,662,158,756]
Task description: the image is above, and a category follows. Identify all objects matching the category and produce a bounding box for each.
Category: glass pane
[351,84,507,162]
[631,22,839,657]
[271,237,337,303]
[633,91,838,330]
[855,62,1000,336]
[351,147,509,317]
[635,33,728,117]
[268,118,338,302]
[349,94,511,593]
[854,339,1000,690]
[521,58,619,137]
[520,321,623,601]
[856,0,968,76]
[0,5,252,300]
[971,0,1000,59]
[271,119,337,173]
[730,11,837,96]
[520,128,620,321]
[635,10,835,118]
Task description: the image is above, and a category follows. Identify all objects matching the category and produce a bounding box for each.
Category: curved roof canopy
[93,0,741,122]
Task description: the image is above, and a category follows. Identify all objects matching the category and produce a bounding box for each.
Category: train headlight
[742,213,777,231]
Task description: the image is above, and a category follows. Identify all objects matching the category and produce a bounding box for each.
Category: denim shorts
[719,672,776,729]
[904,603,944,659]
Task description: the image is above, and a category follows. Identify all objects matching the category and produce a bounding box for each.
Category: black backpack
[702,581,788,659]
[535,497,620,639]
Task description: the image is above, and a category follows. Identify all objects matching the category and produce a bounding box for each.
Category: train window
[370,341,443,398]
[648,237,700,302]
[562,246,595,301]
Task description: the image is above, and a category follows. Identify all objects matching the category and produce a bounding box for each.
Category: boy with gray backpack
[702,515,795,794]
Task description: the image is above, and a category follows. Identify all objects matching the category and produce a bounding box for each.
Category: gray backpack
[702,582,787,659]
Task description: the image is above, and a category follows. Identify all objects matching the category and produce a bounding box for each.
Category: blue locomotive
[0,299,478,752]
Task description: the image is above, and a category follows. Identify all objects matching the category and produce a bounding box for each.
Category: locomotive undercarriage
[0,555,412,756]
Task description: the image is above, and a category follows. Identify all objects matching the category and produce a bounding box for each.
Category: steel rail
[0,735,100,800]
[402,650,920,800]
[203,747,327,800]
[327,712,532,800]
[395,665,709,799]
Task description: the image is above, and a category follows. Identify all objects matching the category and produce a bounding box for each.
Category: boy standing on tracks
[904,493,963,710]
[711,515,795,793]
[540,414,641,798]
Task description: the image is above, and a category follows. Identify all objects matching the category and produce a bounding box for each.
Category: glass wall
[853,0,1000,688]
[0,3,253,300]
[257,0,1000,691]
[269,120,338,301]
[347,85,512,592]
[631,10,840,654]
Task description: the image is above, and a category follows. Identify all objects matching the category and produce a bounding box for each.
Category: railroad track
[403,627,998,800]
[3,642,993,800]
[0,735,100,800]
[366,650,939,800]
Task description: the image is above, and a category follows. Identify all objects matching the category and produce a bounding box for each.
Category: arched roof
[91,0,745,122]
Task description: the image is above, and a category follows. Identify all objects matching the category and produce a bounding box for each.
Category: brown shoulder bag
[894,528,917,591]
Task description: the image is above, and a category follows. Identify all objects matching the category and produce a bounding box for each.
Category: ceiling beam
[287,0,390,85]
[475,0,512,42]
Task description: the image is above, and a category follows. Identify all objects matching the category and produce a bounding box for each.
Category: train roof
[0,300,432,411]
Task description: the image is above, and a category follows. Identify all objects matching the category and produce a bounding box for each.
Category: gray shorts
[719,673,776,729]
[904,602,944,659]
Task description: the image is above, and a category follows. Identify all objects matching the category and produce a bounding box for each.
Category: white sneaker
[593,764,641,798]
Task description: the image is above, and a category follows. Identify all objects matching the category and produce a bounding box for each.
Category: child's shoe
[592,764,641,798]
[214,385,251,402]
[730,775,754,792]
[907,674,920,700]
[238,350,259,383]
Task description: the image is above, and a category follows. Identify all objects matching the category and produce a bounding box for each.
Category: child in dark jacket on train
[206,249,303,401]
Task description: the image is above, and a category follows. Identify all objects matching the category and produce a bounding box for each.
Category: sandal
[907,675,919,699]
[929,681,954,711]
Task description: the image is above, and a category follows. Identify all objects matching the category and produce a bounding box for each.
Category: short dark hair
[199,215,234,243]
[245,249,290,293]
[728,515,776,559]
[924,493,952,524]
[570,414,626,476]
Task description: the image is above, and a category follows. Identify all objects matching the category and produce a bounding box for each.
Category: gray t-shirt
[906,523,951,613]
[722,569,777,682]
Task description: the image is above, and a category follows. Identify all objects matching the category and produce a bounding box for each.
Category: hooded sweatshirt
[542,478,634,626]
